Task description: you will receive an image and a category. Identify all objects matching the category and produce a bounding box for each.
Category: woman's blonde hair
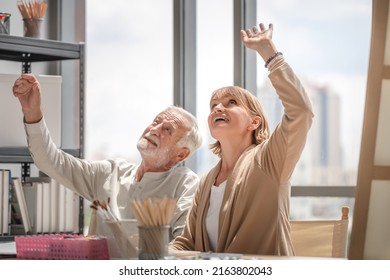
[209,86,270,156]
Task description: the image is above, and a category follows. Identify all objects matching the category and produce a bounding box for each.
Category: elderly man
[13,74,202,258]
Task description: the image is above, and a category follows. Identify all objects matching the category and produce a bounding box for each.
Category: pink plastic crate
[15,234,109,260]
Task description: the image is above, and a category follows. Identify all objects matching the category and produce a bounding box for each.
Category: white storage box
[0,74,62,147]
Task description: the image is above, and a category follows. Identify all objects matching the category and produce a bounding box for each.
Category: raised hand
[240,23,278,63]
[12,74,43,123]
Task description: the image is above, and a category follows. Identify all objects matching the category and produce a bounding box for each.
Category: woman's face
[208,94,254,140]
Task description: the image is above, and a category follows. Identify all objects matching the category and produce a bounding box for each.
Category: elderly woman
[171,22,314,256]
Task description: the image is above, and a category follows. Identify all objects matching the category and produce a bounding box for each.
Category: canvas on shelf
[0,74,62,147]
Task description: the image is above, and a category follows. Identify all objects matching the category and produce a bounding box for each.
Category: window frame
[174,0,357,198]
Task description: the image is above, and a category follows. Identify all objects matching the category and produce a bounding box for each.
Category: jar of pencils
[138,225,170,260]
[130,196,176,260]
[23,17,43,38]
[17,0,48,38]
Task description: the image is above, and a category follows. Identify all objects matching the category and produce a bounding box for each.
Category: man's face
[137,109,188,167]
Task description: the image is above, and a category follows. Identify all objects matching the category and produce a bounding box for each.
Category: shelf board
[0,34,83,62]
[0,147,81,163]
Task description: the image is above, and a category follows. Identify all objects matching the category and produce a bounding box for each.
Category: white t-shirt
[205,181,226,251]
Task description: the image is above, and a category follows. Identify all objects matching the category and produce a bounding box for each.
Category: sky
[85,0,372,175]
[255,0,371,75]
[85,0,174,160]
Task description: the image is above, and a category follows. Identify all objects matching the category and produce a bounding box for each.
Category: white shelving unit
[0,34,85,240]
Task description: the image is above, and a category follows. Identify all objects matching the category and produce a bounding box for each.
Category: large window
[85,1,371,221]
[255,0,371,187]
[85,0,173,161]
[255,0,371,218]
[196,0,234,177]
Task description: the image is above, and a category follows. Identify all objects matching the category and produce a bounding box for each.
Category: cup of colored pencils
[0,13,11,35]
[131,197,176,260]
[17,0,48,38]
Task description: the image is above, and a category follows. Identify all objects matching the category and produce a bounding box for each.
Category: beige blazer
[171,57,314,256]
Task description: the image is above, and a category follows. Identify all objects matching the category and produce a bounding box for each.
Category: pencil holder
[0,13,11,34]
[138,225,169,260]
[23,17,43,38]
[104,219,138,259]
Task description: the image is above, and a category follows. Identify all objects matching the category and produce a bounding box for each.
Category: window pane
[256,0,371,186]
[85,0,173,161]
[291,197,355,220]
[196,0,234,176]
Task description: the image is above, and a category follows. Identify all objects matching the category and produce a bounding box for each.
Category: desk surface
[1,242,338,260]
[168,250,337,260]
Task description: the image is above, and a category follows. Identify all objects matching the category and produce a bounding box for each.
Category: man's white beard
[137,138,175,168]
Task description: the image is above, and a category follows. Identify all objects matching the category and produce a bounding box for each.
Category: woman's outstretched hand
[240,23,278,63]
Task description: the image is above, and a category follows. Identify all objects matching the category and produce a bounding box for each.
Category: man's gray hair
[166,106,202,155]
